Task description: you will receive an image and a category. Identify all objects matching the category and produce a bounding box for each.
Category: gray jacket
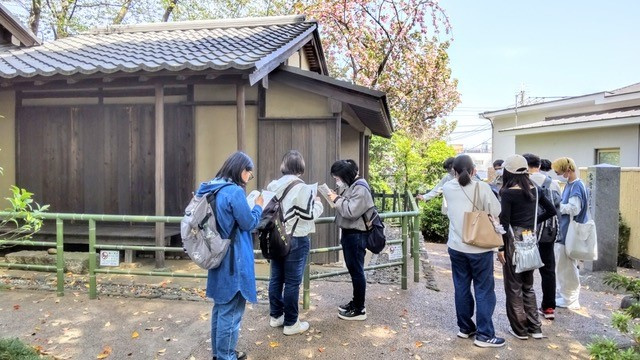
[334,179,375,231]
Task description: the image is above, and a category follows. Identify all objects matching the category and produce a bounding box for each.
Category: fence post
[55,218,64,296]
[401,215,408,290]
[88,219,97,299]
[413,208,420,283]
[303,252,311,310]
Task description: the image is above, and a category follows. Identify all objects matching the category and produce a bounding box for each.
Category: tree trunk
[162,0,178,22]
[29,0,41,35]
[112,0,132,25]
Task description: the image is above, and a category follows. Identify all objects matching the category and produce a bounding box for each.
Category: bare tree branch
[162,0,179,22]
[112,0,132,24]
[29,0,41,35]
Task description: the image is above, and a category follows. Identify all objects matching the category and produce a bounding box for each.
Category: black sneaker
[338,307,367,321]
[338,301,354,312]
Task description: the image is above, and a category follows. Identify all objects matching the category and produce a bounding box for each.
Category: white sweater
[266,175,324,237]
[443,179,502,254]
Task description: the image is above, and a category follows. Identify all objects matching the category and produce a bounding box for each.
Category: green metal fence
[0,190,421,308]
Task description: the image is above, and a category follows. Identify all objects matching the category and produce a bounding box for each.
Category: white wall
[491,95,640,162]
[515,125,640,167]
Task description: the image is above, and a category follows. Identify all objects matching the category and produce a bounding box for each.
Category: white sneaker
[508,328,528,340]
[556,297,580,310]
[269,315,284,328]
[283,320,309,335]
[528,331,544,339]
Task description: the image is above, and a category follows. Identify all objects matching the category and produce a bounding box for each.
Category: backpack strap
[541,175,552,190]
[206,183,239,275]
[277,179,304,236]
[354,179,376,230]
[277,179,304,202]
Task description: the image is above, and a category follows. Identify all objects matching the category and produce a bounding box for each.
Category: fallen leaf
[548,344,559,349]
[255,341,263,345]
[131,331,139,339]
[318,347,325,353]
[13,305,20,310]
[415,341,423,348]
[269,341,280,348]
[104,322,111,327]
[306,336,313,342]
[96,345,112,359]
[157,349,166,354]
[341,343,349,346]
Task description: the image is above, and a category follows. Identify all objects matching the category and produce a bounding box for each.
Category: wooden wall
[16,104,193,216]
[258,117,338,263]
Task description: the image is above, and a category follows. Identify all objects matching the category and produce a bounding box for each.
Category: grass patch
[0,338,48,360]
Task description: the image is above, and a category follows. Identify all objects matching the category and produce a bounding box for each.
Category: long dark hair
[215,151,254,186]
[500,169,535,201]
[330,159,359,186]
[452,155,475,187]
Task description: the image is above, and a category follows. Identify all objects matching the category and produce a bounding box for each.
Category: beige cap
[503,154,529,175]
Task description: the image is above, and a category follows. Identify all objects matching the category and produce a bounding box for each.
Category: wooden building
[0,6,392,264]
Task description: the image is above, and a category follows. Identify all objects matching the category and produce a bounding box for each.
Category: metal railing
[0,191,421,308]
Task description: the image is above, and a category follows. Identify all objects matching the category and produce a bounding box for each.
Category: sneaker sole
[457,332,476,339]
[509,329,529,340]
[528,333,544,339]
[338,313,367,321]
[473,340,505,348]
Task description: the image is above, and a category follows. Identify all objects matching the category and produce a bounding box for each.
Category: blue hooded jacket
[197,178,262,304]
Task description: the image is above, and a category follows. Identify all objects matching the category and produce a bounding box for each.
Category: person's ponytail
[452,155,475,187]
[458,170,472,187]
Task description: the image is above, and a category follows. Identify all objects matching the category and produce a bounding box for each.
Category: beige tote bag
[462,183,503,248]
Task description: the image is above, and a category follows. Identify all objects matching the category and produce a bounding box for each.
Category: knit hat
[503,154,529,175]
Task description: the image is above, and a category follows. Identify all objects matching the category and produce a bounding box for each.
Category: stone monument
[584,164,620,272]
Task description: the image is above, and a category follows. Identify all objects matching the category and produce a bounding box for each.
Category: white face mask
[495,169,503,176]
[336,180,344,188]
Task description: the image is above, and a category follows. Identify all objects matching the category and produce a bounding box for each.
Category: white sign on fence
[100,250,120,267]
[387,245,403,260]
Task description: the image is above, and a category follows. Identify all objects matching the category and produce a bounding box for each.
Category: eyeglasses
[247,171,254,181]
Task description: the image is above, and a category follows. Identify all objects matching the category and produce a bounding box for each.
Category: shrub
[588,274,640,359]
[419,196,449,243]
[0,338,48,360]
[619,214,632,268]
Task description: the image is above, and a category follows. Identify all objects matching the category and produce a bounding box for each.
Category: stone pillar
[584,164,620,272]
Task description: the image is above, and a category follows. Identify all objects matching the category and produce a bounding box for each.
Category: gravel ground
[1,228,637,360]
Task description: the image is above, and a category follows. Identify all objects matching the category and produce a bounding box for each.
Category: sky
[441,0,640,151]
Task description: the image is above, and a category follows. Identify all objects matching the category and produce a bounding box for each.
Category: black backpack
[536,176,560,243]
[354,180,386,254]
[255,180,303,259]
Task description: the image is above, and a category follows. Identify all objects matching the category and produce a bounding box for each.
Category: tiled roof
[500,107,640,132]
[0,15,317,84]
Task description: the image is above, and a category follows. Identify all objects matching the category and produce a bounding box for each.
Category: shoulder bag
[565,181,598,261]
[511,187,545,273]
[462,182,503,248]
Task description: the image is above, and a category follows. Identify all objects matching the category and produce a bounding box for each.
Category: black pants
[503,233,542,336]
[537,241,556,309]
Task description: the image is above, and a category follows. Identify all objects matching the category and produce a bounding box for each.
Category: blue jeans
[341,231,367,310]
[211,291,246,360]
[448,248,497,341]
[269,236,310,326]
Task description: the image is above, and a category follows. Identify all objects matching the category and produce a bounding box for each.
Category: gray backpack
[180,184,238,271]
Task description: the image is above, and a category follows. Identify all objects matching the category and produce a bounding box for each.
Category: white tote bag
[565,216,598,261]
[564,181,598,261]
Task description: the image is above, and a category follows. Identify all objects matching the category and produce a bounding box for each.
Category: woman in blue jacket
[195,151,263,360]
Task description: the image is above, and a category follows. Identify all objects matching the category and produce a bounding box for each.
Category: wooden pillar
[363,135,370,180]
[236,83,246,151]
[154,83,166,269]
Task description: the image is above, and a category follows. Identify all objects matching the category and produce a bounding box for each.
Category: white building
[481,83,640,167]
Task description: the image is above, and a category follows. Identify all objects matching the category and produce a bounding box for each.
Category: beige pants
[554,243,580,308]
